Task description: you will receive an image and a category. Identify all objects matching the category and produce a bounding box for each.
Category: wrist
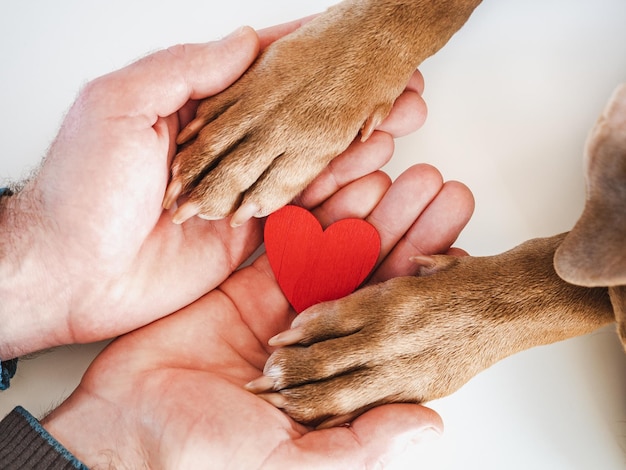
[0,182,70,358]
[41,393,136,468]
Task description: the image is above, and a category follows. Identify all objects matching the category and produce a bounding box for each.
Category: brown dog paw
[245,269,481,427]
[163,5,425,225]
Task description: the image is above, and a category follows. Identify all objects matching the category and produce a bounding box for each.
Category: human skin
[0,19,427,360]
[42,163,473,468]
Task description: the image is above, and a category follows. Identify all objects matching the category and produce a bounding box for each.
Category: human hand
[41,164,473,468]
[0,19,427,359]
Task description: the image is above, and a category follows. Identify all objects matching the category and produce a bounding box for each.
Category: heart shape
[264,205,381,313]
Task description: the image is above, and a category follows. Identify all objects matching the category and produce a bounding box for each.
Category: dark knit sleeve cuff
[0,406,88,469]
[0,358,18,390]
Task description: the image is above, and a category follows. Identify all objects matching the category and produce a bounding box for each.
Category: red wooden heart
[264,205,381,313]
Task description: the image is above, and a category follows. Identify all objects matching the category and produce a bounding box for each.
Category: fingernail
[392,426,441,461]
[411,427,442,446]
[222,25,251,41]
[388,427,441,469]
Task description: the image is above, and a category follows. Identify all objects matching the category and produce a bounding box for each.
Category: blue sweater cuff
[0,358,18,390]
[0,406,89,469]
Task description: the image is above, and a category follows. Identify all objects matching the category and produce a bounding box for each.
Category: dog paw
[163,9,418,225]
[246,256,496,427]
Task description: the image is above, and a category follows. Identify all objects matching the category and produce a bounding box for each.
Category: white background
[1,1,625,469]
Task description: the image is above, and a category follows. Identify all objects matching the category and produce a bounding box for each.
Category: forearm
[0,185,69,359]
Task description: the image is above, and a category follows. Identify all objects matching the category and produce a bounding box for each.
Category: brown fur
[165,0,626,426]
[164,0,482,220]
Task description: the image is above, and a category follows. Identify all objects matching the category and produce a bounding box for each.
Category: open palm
[43,165,473,468]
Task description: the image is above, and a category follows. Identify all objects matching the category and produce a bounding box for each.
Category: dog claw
[230,202,260,228]
[360,116,379,142]
[410,254,458,276]
[176,117,207,145]
[268,327,305,347]
[257,392,287,409]
[316,410,362,430]
[162,180,183,210]
[244,376,277,393]
[360,104,391,142]
[172,201,201,224]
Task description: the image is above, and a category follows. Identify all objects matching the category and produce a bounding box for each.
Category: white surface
[1,1,625,469]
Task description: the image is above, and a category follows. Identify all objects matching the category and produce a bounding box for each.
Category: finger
[256,14,319,50]
[274,404,442,468]
[83,26,260,120]
[406,69,426,95]
[376,71,427,138]
[311,171,392,228]
[366,164,444,265]
[376,90,427,138]
[296,131,395,209]
[177,99,201,130]
[372,179,474,283]
[447,246,469,257]
[222,255,295,354]
[349,404,442,468]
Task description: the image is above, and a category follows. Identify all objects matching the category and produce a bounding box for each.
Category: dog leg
[247,234,614,427]
[163,0,482,223]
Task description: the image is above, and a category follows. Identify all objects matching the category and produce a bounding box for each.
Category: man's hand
[42,164,473,468]
[0,20,427,358]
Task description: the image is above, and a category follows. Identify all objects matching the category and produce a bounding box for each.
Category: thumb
[83,26,260,120]
[350,404,443,468]
[277,404,443,469]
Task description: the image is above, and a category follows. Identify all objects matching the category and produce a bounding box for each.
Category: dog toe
[268,366,407,427]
